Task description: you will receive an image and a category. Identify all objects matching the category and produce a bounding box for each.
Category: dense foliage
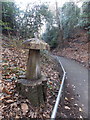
[1,1,90,48]
[42,26,59,48]
[79,2,90,40]
[79,2,90,29]
[1,2,53,38]
[18,4,53,38]
[61,2,80,39]
[1,2,19,35]
[42,2,80,48]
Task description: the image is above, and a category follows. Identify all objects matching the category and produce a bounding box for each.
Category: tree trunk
[55,1,64,49]
[26,49,41,80]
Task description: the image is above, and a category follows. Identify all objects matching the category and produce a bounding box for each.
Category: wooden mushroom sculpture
[22,38,49,80]
[16,38,50,107]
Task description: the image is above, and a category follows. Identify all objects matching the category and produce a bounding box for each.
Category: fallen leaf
[74,103,78,106]
[2,87,12,95]
[64,106,70,110]
[6,99,14,104]
[0,115,3,120]
[21,103,29,115]
[65,97,68,101]
[80,115,83,119]
[79,107,83,112]
[0,95,11,101]
[71,97,74,100]
[49,81,53,84]
[15,115,20,119]
[82,104,84,107]
[10,102,17,108]
[2,63,8,66]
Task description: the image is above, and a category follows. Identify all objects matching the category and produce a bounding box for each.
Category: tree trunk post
[26,49,41,80]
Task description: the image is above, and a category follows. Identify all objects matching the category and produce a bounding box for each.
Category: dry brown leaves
[1,47,60,119]
[53,30,89,69]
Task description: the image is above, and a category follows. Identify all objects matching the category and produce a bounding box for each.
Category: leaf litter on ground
[1,47,60,119]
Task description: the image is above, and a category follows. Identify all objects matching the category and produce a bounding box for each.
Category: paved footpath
[56,56,89,118]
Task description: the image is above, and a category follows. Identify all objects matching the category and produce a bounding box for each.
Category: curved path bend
[56,56,89,118]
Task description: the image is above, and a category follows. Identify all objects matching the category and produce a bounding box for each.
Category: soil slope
[53,29,89,69]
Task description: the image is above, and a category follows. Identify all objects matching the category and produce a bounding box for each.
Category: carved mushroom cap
[22,38,50,50]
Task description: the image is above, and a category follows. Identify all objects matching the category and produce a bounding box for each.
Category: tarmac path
[56,56,89,118]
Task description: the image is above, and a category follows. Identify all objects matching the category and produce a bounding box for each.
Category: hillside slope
[53,29,89,69]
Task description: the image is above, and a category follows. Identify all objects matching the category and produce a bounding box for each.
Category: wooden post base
[16,75,47,107]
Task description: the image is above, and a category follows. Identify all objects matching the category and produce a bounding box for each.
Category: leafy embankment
[52,29,89,69]
[0,46,60,119]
